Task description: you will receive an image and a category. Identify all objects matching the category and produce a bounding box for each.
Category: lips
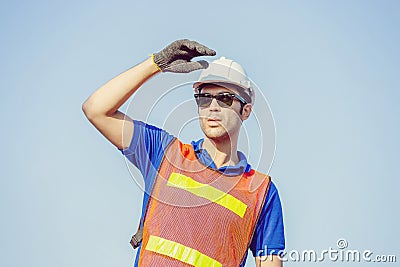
[208,117,221,122]
[207,117,222,126]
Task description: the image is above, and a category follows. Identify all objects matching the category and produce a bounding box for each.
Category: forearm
[81,40,214,149]
[82,56,160,118]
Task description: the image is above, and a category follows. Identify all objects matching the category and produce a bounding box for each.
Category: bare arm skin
[82,57,160,150]
[256,255,283,267]
[82,39,215,149]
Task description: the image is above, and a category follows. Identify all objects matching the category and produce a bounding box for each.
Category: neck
[202,134,240,169]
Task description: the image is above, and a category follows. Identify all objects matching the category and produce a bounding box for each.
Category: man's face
[197,84,252,142]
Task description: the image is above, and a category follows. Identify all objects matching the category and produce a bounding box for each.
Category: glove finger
[161,39,190,56]
[194,43,216,56]
[171,39,189,49]
[194,60,210,69]
[182,40,216,57]
[175,49,190,56]
[166,60,209,73]
[182,39,196,50]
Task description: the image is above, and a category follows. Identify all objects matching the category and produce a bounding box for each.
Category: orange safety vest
[139,138,271,267]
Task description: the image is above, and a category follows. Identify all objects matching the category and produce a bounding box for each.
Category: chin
[199,120,234,141]
[203,128,231,141]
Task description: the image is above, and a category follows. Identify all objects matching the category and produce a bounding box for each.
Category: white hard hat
[193,57,255,104]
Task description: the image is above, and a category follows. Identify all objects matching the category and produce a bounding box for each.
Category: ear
[241,104,252,120]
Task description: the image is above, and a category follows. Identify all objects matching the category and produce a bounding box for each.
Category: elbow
[82,98,98,121]
[82,99,91,118]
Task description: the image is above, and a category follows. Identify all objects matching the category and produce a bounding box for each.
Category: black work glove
[153,39,216,73]
[130,227,143,249]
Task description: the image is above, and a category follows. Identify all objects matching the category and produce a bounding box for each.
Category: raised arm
[82,39,216,150]
[82,57,158,149]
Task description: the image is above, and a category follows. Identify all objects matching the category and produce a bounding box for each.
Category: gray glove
[153,39,216,73]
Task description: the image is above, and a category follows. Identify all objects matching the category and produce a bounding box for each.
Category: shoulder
[134,120,171,135]
[268,180,279,194]
[253,175,283,218]
[251,170,279,193]
[264,180,281,207]
[134,120,174,143]
[119,120,176,162]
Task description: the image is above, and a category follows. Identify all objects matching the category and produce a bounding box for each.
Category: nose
[208,98,221,111]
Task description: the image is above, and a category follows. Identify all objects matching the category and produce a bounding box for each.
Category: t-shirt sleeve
[250,181,285,257]
[117,120,175,183]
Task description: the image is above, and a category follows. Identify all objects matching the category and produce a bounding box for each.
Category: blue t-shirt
[119,120,285,266]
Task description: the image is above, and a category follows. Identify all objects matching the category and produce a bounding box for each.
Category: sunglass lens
[216,94,234,107]
[196,96,212,107]
[195,93,236,107]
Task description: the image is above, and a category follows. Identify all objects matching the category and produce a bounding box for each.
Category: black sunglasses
[194,92,247,108]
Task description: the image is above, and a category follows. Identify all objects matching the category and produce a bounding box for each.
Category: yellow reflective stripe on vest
[146,235,222,267]
[167,172,247,218]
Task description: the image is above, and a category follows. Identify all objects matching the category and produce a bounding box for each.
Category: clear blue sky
[1,1,399,266]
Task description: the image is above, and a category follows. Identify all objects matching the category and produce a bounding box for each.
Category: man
[82,39,285,267]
